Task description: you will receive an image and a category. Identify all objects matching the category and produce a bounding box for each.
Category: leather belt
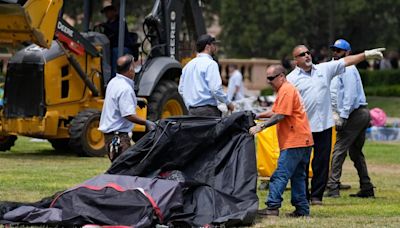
[104,131,129,136]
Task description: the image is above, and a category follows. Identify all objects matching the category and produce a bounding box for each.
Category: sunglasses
[331,48,345,53]
[296,51,311,57]
[267,72,282,81]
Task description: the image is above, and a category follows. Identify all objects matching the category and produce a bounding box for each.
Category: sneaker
[349,188,375,198]
[286,211,310,218]
[339,184,351,190]
[310,198,323,205]
[324,188,340,198]
[258,208,279,216]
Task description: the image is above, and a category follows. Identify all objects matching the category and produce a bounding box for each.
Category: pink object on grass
[370,108,387,127]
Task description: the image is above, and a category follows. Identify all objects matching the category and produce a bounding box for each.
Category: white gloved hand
[335,117,347,131]
[145,120,156,131]
[364,48,386,60]
[332,111,340,123]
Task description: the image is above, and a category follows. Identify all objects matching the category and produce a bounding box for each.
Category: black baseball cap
[196,34,220,52]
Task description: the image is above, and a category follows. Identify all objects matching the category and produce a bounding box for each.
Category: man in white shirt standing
[227,64,245,102]
[99,54,156,161]
[287,45,384,205]
[179,34,234,117]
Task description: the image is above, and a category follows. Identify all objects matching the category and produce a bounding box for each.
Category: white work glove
[335,117,347,131]
[145,120,156,131]
[364,48,385,60]
[332,111,340,123]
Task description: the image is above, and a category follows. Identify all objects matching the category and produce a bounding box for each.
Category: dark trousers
[327,107,373,190]
[188,105,222,117]
[306,127,332,201]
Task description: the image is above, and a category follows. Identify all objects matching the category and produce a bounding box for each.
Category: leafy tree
[220,0,400,58]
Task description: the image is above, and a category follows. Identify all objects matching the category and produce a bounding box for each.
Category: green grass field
[0,137,400,227]
[257,141,400,227]
[367,96,400,117]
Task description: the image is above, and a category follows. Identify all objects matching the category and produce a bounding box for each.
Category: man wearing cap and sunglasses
[326,39,375,198]
[286,44,384,205]
[250,65,313,217]
[179,34,234,117]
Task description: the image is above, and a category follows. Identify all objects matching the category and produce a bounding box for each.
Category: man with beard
[287,44,384,205]
[325,39,375,198]
[179,34,234,117]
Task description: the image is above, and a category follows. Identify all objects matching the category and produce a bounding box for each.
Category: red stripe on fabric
[50,183,126,207]
[49,183,164,223]
[80,183,126,192]
[141,191,164,223]
[49,192,63,208]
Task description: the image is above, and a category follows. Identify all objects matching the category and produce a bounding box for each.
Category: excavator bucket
[0,0,63,48]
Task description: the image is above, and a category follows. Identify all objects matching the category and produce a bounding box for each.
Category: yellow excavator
[0,0,206,156]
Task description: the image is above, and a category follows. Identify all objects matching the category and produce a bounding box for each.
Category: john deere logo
[170,11,176,20]
[57,21,74,37]
[170,11,176,58]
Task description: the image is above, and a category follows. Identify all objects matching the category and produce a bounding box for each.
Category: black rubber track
[48,139,70,152]
[0,135,17,151]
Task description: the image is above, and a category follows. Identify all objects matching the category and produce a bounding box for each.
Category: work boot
[340,184,351,190]
[324,188,340,198]
[257,208,279,216]
[349,188,375,198]
[310,198,323,206]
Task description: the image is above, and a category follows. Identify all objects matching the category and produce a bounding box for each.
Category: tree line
[62,0,400,59]
[217,0,400,58]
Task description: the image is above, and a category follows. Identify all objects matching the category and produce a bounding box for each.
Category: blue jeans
[267,147,311,215]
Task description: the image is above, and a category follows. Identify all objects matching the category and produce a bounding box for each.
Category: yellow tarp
[256,127,336,177]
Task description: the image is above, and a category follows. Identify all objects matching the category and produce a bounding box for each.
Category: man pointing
[287,45,384,205]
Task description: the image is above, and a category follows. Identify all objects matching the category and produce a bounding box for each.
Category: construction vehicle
[0,0,206,156]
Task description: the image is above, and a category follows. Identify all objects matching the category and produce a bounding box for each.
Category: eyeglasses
[296,51,311,57]
[267,72,282,81]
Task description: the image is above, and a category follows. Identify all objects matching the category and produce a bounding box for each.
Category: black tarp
[2,174,182,227]
[1,111,258,227]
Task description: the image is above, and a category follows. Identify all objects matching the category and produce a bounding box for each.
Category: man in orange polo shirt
[250,64,313,217]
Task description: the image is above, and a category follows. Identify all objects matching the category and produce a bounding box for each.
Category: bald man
[286,45,384,205]
[99,54,156,161]
[250,64,313,217]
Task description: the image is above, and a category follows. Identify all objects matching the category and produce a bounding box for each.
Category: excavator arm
[0,0,63,48]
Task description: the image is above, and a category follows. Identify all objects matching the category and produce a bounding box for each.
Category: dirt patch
[343,160,400,175]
